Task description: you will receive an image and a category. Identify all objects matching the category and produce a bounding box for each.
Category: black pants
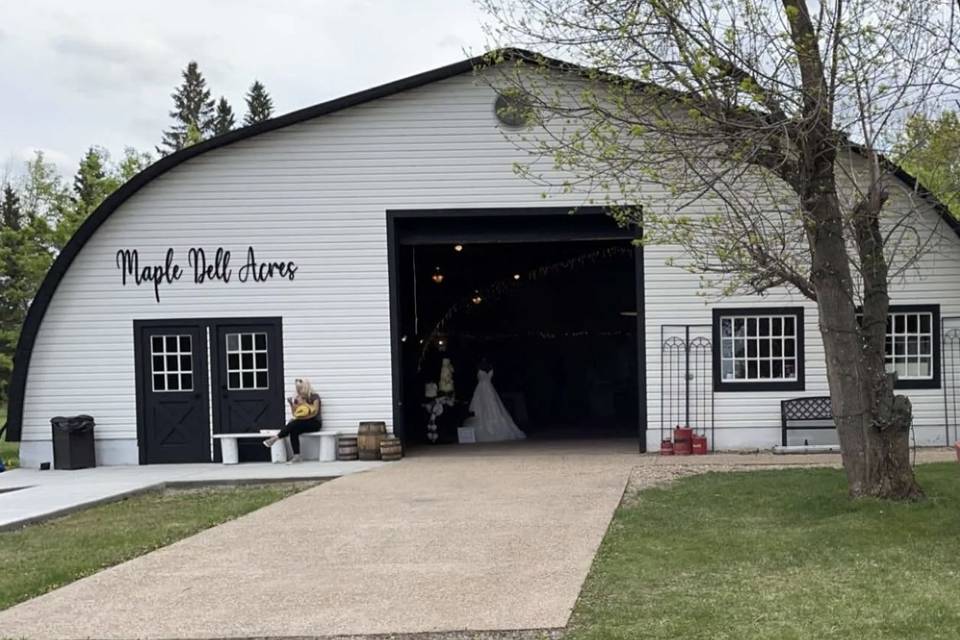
[277,418,321,454]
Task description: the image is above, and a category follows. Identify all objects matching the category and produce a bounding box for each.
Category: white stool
[259,429,288,463]
[318,431,338,462]
[213,433,271,465]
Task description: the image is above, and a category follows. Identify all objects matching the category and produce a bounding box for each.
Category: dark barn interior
[393,221,640,445]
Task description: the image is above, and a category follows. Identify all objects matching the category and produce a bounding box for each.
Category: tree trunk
[805,179,924,500]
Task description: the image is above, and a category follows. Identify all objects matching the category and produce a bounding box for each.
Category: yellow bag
[293,404,313,419]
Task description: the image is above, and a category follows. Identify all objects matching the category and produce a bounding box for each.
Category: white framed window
[226,332,269,390]
[713,308,805,391]
[150,334,193,392]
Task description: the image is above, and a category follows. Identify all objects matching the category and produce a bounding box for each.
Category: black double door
[136,318,285,464]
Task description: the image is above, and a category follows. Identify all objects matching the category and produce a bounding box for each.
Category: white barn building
[6,50,960,466]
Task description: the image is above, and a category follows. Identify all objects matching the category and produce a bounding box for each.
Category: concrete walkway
[0,460,384,530]
[0,443,954,639]
[0,441,640,639]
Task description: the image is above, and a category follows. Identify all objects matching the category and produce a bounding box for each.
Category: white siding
[19,71,589,465]
[644,182,960,450]
[17,65,960,465]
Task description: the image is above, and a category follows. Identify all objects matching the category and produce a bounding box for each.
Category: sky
[2,0,490,177]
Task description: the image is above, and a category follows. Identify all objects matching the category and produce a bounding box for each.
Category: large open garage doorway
[387,208,645,451]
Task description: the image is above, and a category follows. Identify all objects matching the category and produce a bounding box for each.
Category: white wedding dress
[465,369,526,442]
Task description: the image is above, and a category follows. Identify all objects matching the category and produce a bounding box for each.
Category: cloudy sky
[2,1,490,176]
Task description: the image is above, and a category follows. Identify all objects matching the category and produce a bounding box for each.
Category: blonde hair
[295,377,315,399]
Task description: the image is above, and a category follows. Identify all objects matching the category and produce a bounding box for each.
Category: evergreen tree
[244,81,274,125]
[0,182,53,401]
[158,61,216,154]
[73,147,119,214]
[212,96,236,135]
[1,185,20,230]
[56,147,121,247]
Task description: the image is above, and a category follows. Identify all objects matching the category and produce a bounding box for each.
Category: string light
[417,246,631,367]
[431,266,444,284]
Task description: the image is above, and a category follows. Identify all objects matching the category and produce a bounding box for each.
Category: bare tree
[478,0,960,499]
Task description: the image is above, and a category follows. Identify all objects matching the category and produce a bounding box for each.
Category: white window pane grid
[150,334,193,392]
[720,314,798,382]
[226,332,269,390]
[885,312,933,380]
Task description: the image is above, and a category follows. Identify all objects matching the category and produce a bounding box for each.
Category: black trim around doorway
[385,206,647,452]
[133,316,284,465]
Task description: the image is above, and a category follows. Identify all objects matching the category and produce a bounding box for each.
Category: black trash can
[50,415,96,470]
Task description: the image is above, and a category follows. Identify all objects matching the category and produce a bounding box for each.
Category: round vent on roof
[494,90,533,128]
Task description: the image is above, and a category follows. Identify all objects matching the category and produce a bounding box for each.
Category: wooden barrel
[380,437,402,462]
[337,436,359,461]
[357,421,387,460]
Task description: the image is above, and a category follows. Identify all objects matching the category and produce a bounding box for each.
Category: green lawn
[0,483,309,610]
[568,463,960,640]
[0,403,14,469]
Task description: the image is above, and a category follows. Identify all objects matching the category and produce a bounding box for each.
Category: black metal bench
[780,396,836,447]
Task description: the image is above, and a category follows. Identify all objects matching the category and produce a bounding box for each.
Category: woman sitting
[263,378,321,463]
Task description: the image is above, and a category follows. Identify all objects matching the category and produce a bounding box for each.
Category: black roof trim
[4,48,959,440]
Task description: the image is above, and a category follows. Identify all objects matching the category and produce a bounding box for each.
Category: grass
[567,463,960,640]
[0,403,14,469]
[0,483,309,610]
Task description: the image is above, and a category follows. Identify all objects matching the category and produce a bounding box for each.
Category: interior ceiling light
[471,291,483,305]
[454,244,464,252]
[431,266,444,284]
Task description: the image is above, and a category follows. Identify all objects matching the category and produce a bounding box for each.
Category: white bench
[259,429,290,463]
[212,433,274,465]
[301,431,341,462]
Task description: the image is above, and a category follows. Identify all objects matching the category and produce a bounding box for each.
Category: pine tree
[0,182,53,401]
[158,61,216,154]
[56,147,121,247]
[73,147,119,214]
[0,185,21,230]
[244,81,274,125]
[212,96,236,135]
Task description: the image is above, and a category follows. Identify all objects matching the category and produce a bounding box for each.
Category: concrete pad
[0,441,638,639]
[0,460,384,530]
